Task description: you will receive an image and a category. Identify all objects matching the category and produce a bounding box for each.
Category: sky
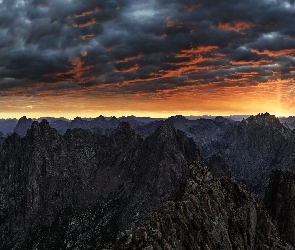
[1,0,295,118]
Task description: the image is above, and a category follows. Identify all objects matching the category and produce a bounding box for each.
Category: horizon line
[0,113,293,120]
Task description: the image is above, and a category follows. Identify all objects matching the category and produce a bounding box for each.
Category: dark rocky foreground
[0,119,294,249]
[264,169,295,247]
[114,162,292,249]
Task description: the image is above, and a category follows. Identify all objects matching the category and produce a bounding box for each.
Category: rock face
[207,154,231,178]
[0,120,200,249]
[136,113,291,192]
[264,169,295,247]
[218,113,289,192]
[13,113,295,194]
[0,134,4,150]
[14,116,34,137]
[186,113,290,192]
[114,162,292,250]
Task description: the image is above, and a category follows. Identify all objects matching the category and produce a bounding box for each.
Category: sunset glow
[1,0,295,118]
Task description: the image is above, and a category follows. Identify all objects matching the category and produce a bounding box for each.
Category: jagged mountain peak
[246,112,281,126]
[14,116,34,137]
[214,116,231,123]
[110,116,119,122]
[25,119,60,141]
[30,119,52,131]
[154,123,177,136]
[94,115,106,121]
[19,115,31,121]
[111,122,141,147]
[166,115,188,123]
[148,123,184,143]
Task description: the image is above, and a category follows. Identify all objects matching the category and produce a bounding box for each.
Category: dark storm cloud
[1,0,295,97]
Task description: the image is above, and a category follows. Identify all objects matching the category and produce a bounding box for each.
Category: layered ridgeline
[0,120,200,249]
[11,115,150,137]
[198,113,291,192]
[138,113,295,192]
[4,113,295,193]
[0,119,294,249]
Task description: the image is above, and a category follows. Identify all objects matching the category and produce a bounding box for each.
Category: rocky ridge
[14,116,34,137]
[9,112,295,193]
[0,120,200,249]
[193,113,292,192]
[114,162,292,249]
[134,113,293,192]
[1,118,295,249]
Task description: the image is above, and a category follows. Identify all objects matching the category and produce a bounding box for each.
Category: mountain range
[3,112,295,192]
[1,113,295,248]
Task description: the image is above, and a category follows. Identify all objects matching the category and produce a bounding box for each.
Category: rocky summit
[10,113,295,194]
[135,112,293,192]
[0,120,200,249]
[191,112,292,192]
[114,162,291,249]
[14,116,34,137]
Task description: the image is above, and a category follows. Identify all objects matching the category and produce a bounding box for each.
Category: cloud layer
[1,0,295,116]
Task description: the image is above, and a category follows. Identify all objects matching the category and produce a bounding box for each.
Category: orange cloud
[67,57,91,79]
[81,34,95,40]
[217,21,256,32]
[115,64,140,73]
[44,57,92,82]
[155,45,222,77]
[115,45,223,86]
[251,48,295,57]
[224,77,250,82]
[73,18,97,27]
[177,45,219,56]
[233,72,259,76]
[230,59,272,66]
[116,54,143,63]
[74,8,100,18]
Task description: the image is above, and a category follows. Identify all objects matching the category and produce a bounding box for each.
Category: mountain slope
[183,113,291,192]
[0,120,200,249]
[136,113,291,192]
[14,116,34,137]
[264,169,295,247]
[114,162,292,249]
